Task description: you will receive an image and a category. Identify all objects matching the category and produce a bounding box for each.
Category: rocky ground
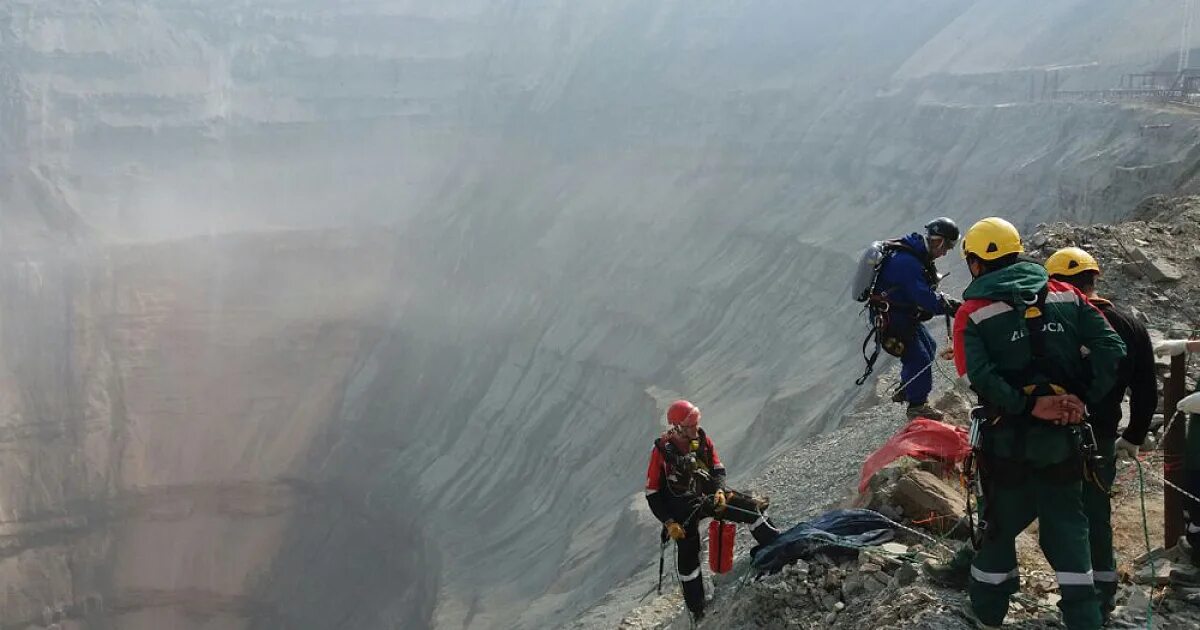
[1029,194,1200,343]
[606,198,1200,629]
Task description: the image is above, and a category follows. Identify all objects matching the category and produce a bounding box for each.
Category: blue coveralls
[873,233,946,405]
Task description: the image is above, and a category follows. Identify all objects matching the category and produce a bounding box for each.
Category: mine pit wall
[0,232,435,630]
[787,96,1200,244]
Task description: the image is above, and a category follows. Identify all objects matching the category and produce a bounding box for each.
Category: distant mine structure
[1054,69,1200,107]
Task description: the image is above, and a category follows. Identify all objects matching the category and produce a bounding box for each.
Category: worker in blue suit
[872,218,961,419]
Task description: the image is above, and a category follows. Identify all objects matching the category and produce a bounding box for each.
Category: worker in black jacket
[1046,247,1156,617]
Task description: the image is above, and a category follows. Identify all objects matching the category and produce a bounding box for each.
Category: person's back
[955,262,1121,432]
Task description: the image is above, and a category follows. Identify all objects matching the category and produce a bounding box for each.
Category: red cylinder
[708,520,736,574]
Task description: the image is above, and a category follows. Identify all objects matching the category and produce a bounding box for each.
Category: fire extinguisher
[708,520,735,574]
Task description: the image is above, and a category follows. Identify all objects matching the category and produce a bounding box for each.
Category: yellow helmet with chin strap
[961,217,1024,261]
[1045,247,1100,277]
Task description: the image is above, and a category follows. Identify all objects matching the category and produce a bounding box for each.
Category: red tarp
[857,417,971,492]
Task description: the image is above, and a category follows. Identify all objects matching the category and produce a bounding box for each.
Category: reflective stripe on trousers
[1093,571,1117,583]
[1056,570,1094,586]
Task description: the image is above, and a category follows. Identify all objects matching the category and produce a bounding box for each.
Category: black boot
[750,517,781,546]
[907,402,944,421]
[922,546,974,589]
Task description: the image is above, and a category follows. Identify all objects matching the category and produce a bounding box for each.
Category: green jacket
[952,260,1126,464]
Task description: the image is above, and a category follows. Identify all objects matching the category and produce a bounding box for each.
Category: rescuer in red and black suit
[644,400,780,621]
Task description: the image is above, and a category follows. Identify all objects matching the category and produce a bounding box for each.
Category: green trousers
[1187,411,1200,473]
[969,472,1100,630]
[1185,411,1200,555]
[1081,441,1117,614]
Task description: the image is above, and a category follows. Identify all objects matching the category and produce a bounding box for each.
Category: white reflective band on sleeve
[645,489,658,496]
[1093,571,1118,583]
[971,566,1019,585]
[969,302,1013,324]
[679,567,701,582]
[1056,570,1094,586]
[1045,291,1078,305]
[1187,522,1200,534]
[752,515,768,529]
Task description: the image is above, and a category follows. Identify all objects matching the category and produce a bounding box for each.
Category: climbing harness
[857,298,906,385]
[654,429,719,498]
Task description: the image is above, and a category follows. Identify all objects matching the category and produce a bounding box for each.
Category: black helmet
[924,217,960,245]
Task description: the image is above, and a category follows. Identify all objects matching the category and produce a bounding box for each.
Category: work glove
[1155,340,1192,357]
[712,490,727,515]
[1115,436,1140,460]
[665,520,686,541]
[939,346,955,361]
[1031,394,1086,425]
[939,293,962,316]
[1180,392,1200,415]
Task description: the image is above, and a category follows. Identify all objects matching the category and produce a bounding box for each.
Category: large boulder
[1128,247,1183,283]
[891,470,967,536]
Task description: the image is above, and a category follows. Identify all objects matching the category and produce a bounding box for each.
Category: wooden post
[1164,353,1188,545]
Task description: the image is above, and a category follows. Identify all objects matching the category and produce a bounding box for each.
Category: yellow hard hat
[961,217,1024,261]
[1045,247,1100,277]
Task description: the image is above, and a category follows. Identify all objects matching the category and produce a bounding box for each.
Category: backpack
[852,239,940,385]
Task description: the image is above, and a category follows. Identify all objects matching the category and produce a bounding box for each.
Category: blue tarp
[751,509,896,573]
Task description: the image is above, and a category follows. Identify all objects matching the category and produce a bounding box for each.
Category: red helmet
[666,400,701,427]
